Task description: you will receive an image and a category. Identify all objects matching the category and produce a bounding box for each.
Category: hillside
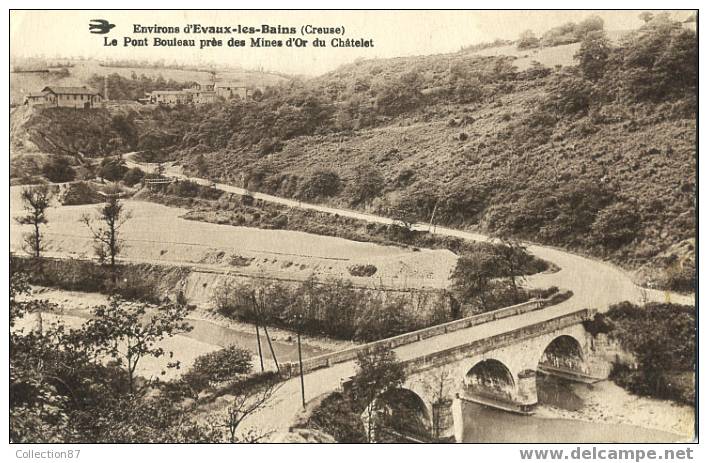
[9,17,696,292]
[174,17,696,291]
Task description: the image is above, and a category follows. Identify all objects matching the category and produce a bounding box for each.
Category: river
[185,318,329,362]
[461,375,687,443]
[16,310,330,379]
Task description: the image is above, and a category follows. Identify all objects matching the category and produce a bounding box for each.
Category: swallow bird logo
[89,19,115,34]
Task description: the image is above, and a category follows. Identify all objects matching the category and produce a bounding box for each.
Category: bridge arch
[365,388,432,442]
[464,358,516,400]
[538,334,586,375]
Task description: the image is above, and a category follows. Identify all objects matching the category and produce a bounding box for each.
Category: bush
[123,167,145,187]
[517,30,540,50]
[348,264,377,277]
[591,203,641,249]
[297,169,342,201]
[42,157,76,183]
[606,302,695,404]
[211,276,451,342]
[99,157,128,182]
[60,181,103,206]
[547,77,594,114]
[346,164,385,206]
[162,180,223,201]
[306,392,367,443]
[183,346,253,391]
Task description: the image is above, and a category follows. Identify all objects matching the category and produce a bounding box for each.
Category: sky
[10,10,692,76]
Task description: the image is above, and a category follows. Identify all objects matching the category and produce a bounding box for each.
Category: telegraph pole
[251,290,279,373]
[428,197,440,234]
[254,317,265,372]
[251,290,265,372]
[296,313,306,409]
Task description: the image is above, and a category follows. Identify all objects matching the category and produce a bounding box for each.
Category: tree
[450,248,498,311]
[576,15,605,37]
[547,77,593,114]
[493,238,530,298]
[517,30,540,50]
[349,346,406,442]
[86,296,193,394]
[639,12,655,24]
[306,392,367,443]
[81,188,130,279]
[195,154,209,177]
[423,369,454,440]
[9,272,219,443]
[389,195,420,231]
[214,376,280,443]
[110,114,138,149]
[621,16,694,102]
[15,186,50,258]
[575,30,611,80]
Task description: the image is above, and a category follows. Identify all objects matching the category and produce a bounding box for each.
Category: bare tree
[15,186,50,258]
[81,187,131,281]
[216,379,280,443]
[423,369,454,440]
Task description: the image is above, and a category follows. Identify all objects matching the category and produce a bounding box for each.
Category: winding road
[122,154,694,438]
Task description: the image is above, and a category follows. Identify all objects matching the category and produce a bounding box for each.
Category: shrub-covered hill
[10,106,136,155]
[174,18,695,292]
[9,16,696,292]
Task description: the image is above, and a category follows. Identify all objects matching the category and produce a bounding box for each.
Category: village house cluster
[146,81,260,105]
[23,86,103,109]
[23,81,261,109]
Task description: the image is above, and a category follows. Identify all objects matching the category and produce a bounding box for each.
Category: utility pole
[428,197,440,234]
[262,322,280,374]
[296,313,306,409]
[254,315,265,372]
[251,290,279,373]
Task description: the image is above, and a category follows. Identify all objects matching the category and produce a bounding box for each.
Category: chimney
[104,75,109,101]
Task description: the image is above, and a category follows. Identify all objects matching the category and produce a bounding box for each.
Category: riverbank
[25,286,353,353]
[535,380,695,441]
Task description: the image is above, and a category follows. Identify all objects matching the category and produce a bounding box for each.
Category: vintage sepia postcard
[6,6,698,454]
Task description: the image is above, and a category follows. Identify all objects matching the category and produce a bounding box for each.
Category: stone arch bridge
[377,310,613,441]
[282,305,616,443]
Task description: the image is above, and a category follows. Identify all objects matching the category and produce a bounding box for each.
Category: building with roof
[193,82,215,92]
[38,86,103,108]
[145,81,259,106]
[24,92,49,107]
[215,82,251,100]
[148,90,194,105]
[186,82,216,104]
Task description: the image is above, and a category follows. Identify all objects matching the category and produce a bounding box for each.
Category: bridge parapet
[400,308,596,376]
[280,297,551,377]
